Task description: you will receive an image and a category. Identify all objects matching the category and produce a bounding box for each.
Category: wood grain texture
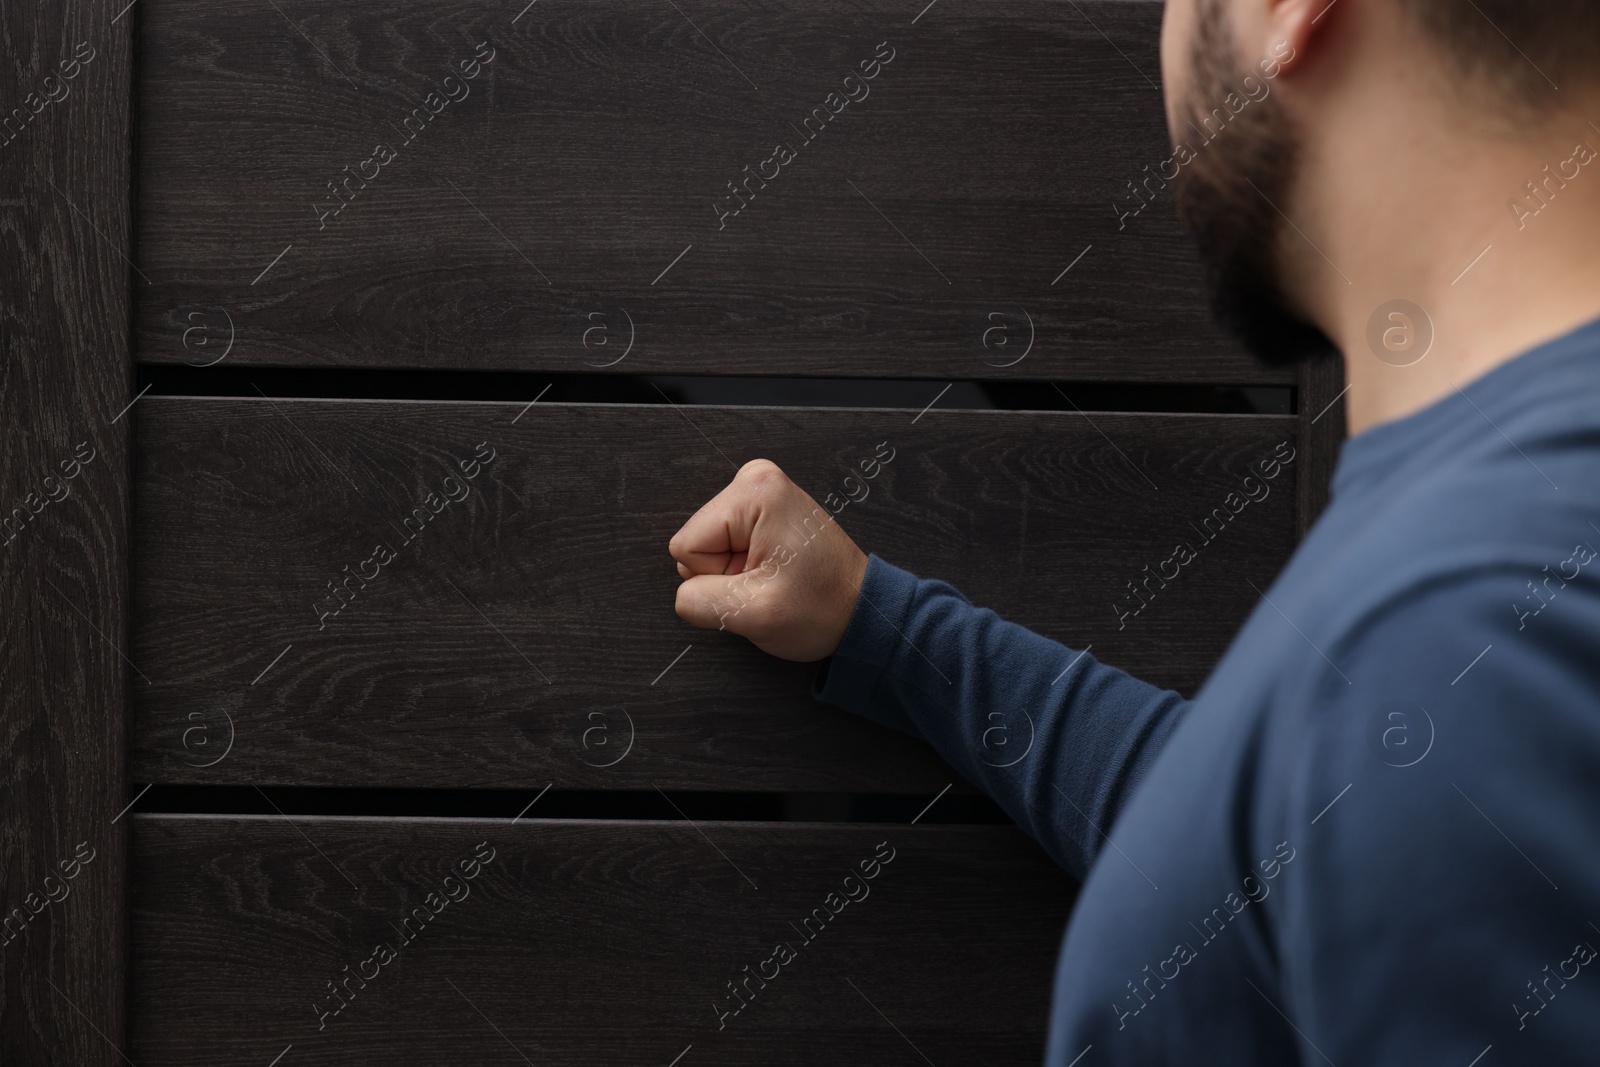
[131,397,1298,789]
[132,0,1290,383]
[0,2,132,1062]
[1297,347,1345,537]
[130,814,1073,1065]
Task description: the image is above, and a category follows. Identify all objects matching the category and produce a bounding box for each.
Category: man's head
[1158,0,1600,368]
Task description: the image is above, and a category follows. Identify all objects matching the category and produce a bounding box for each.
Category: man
[668,0,1600,1062]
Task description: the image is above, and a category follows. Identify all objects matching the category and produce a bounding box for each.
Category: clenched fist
[669,459,869,662]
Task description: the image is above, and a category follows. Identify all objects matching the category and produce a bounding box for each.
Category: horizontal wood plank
[130,815,1073,1065]
[131,397,1297,789]
[133,0,1286,382]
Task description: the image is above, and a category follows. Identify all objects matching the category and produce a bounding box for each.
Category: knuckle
[739,458,783,487]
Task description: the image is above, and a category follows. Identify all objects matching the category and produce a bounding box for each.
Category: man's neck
[1290,80,1600,437]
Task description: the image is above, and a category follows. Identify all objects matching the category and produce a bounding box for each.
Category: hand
[669,459,869,662]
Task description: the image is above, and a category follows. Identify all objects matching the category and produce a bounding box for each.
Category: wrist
[829,546,870,655]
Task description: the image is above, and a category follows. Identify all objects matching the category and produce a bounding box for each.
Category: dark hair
[1397,1,1600,104]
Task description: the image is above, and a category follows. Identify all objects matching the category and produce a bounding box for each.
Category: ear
[1260,0,1338,78]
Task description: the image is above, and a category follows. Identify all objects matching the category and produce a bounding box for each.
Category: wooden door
[1,0,1342,1062]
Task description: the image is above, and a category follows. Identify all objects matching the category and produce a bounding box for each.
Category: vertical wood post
[1298,347,1347,537]
[0,1,132,1062]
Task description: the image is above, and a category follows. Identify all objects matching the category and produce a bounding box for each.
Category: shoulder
[1254,556,1600,1060]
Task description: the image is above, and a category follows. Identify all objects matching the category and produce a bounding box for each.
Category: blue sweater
[813,315,1600,1065]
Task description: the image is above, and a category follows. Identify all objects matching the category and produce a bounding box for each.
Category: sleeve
[811,553,1190,879]
[1272,567,1600,1066]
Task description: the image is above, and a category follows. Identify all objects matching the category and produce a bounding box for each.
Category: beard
[1170,0,1332,367]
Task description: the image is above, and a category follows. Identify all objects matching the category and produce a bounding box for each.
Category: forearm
[813,554,1189,878]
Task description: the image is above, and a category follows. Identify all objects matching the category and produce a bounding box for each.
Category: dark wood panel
[131,397,1297,789]
[133,0,1287,383]
[0,2,133,1063]
[130,815,1072,1065]
[1297,347,1345,536]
